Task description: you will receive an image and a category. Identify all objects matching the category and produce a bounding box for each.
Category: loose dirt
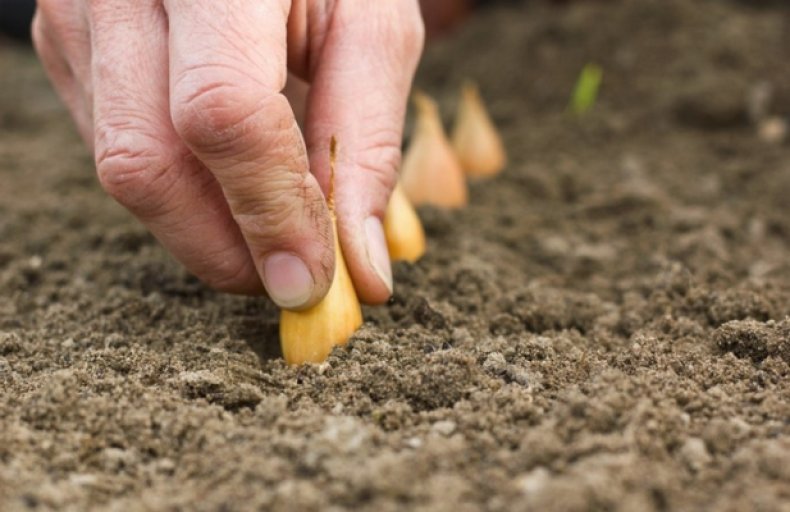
[1,1,789,510]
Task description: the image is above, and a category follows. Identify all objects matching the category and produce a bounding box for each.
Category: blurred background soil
[1,0,789,510]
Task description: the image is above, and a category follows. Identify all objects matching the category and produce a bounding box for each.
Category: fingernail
[364,216,393,294]
[262,252,314,309]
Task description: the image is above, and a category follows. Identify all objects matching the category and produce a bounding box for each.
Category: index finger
[164,0,335,310]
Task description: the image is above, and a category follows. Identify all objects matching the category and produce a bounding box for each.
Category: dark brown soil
[2,1,789,510]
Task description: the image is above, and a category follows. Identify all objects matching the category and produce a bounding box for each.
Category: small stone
[758,116,787,144]
[405,437,423,449]
[321,416,369,453]
[69,473,98,487]
[516,467,551,496]
[432,420,457,436]
[156,458,176,474]
[28,255,42,269]
[680,437,711,472]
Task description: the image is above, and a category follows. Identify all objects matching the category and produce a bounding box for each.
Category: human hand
[32,0,424,309]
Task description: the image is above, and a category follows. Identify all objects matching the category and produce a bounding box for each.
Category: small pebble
[516,467,551,496]
[680,437,712,472]
[405,437,423,449]
[432,420,457,436]
[758,116,787,144]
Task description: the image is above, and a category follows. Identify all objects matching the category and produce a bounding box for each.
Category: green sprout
[570,63,603,116]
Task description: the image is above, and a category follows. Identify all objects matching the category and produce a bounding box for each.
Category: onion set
[384,182,426,263]
[279,138,363,365]
[400,91,468,209]
[452,81,507,178]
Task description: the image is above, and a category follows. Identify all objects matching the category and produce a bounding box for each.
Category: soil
[1,1,790,510]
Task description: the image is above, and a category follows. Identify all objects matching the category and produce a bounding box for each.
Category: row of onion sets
[282,83,507,365]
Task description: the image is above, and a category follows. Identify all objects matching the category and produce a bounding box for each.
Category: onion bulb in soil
[384,182,426,263]
[452,81,507,178]
[279,138,363,365]
[401,91,468,208]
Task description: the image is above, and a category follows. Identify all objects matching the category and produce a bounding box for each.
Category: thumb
[304,0,425,304]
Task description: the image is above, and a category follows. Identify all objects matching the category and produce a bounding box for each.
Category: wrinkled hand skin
[32,0,424,309]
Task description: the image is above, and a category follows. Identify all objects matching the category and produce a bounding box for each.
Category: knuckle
[170,69,278,154]
[95,149,156,207]
[94,135,176,215]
